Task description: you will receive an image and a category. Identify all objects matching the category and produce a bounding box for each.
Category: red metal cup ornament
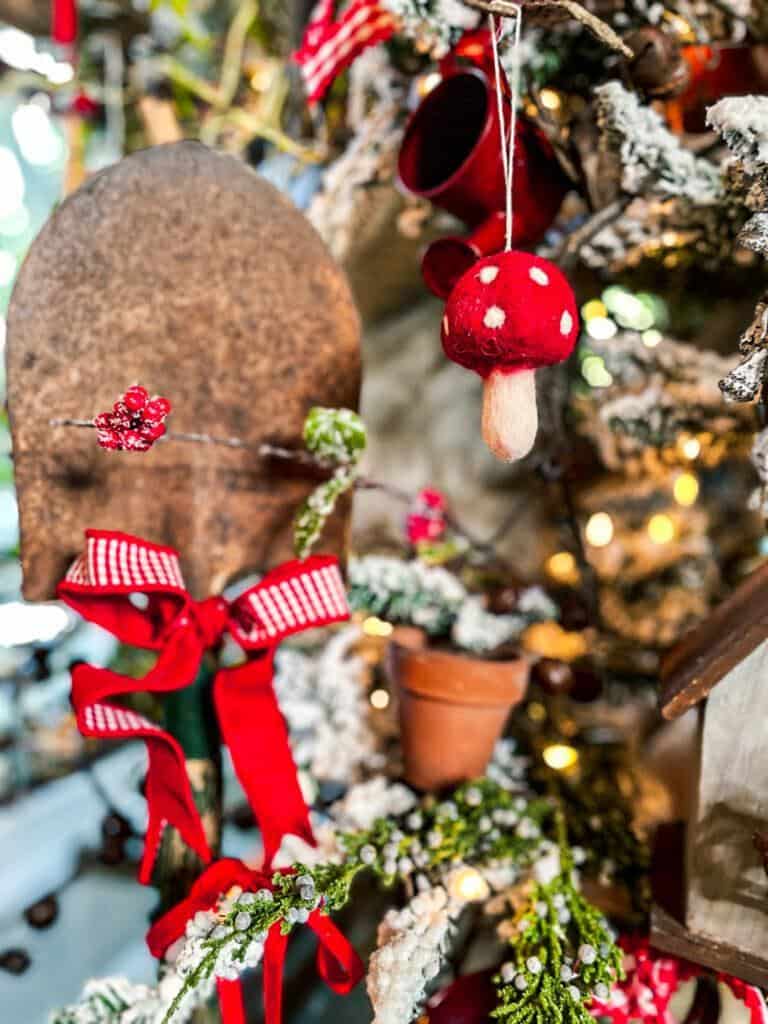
[398,66,569,298]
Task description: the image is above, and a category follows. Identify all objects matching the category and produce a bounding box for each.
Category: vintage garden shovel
[5,141,361,906]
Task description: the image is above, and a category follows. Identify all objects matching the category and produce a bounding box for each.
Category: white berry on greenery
[493,822,623,1024]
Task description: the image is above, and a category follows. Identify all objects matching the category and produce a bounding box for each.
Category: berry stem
[48,419,502,561]
[50,418,319,466]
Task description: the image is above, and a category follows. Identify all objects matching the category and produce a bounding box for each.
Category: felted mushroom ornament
[441,250,579,462]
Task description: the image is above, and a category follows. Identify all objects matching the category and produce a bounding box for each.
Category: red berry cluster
[406,487,448,545]
[94,386,171,452]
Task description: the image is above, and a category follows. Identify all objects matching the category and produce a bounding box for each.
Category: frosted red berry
[95,428,121,451]
[144,422,166,440]
[124,385,149,411]
[94,386,172,452]
[145,397,171,420]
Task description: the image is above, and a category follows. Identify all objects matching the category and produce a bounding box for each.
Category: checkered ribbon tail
[294,0,396,104]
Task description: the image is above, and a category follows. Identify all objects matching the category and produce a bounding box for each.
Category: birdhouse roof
[660,561,768,720]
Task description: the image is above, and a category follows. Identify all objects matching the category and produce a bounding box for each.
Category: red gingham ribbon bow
[147,858,364,1024]
[590,936,768,1024]
[58,530,350,883]
[293,0,396,104]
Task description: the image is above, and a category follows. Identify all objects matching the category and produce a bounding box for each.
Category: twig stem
[461,0,633,57]
[49,418,506,560]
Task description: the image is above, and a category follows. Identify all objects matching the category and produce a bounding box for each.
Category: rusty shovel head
[6,142,360,601]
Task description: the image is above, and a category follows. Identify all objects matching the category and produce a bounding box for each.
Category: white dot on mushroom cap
[442,315,449,334]
[529,267,549,286]
[483,305,506,329]
[478,265,499,284]
[560,310,574,335]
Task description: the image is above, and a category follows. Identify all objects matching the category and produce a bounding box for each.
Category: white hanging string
[489,6,523,251]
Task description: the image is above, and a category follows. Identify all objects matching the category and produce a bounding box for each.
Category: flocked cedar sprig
[158,778,554,1024]
[338,776,554,886]
[347,554,557,643]
[293,406,367,558]
[51,978,163,1024]
[493,817,623,1024]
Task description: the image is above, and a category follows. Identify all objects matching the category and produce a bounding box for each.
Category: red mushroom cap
[441,251,579,378]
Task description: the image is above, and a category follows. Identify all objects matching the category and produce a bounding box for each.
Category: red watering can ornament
[398,32,569,298]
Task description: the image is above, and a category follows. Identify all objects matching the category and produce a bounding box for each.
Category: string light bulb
[545,552,580,586]
[542,743,579,772]
[370,688,390,710]
[673,472,699,507]
[449,866,490,903]
[679,435,701,460]
[362,616,393,637]
[522,622,588,662]
[647,513,676,544]
[539,88,562,111]
[585,512,614,548]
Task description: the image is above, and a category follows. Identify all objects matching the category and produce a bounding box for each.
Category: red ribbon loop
[147,858,364,1024]
[59,530,350,882]
[293,0,396,104]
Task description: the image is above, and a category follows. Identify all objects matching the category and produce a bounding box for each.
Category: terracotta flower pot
[387,641,529,790]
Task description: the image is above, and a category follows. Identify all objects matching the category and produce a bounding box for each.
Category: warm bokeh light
[369,688,390,710]
[581,299,607,321]
[522,622,588,662]
[647,513,676,544]
[540,88,562,111]
[585,512,614,548]
[680,435,701,460]
[449,866,490,903]
[527,701,547,723]
[542,743,579,771]
[362,616,393,637]
[545,551,580,586]
[673,472,699,507]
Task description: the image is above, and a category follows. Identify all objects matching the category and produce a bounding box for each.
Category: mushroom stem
[481,367,538,462]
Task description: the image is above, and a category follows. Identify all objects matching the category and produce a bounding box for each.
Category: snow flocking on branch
[367,884,457,1024]
[274,625,384,784]
[707,95,768,174]
[595,81,722,202]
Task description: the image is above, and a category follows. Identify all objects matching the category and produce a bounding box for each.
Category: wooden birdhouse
[652,562,768,985]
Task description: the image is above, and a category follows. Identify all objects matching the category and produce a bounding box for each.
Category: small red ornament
[406,487,448,545]
[70,92,102,120]
[441,251,578,462]
[398,63,568,298]
[94,386,171,452]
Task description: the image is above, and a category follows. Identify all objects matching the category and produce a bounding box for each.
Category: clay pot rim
[389,639,530,708]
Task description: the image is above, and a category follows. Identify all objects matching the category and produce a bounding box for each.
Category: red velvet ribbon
[147,858,364,1024]
[52,0,77,45]
[58,530,350,883]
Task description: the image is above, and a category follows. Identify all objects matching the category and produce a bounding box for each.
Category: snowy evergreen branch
[708,95,768,173]
[348,555,556,649]
[595,82,721,202]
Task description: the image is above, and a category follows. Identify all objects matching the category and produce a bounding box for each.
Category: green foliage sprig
[161,778,554,1023]
[293,407,367,559]
[493,820,623,1024]
[340,778,554,884]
